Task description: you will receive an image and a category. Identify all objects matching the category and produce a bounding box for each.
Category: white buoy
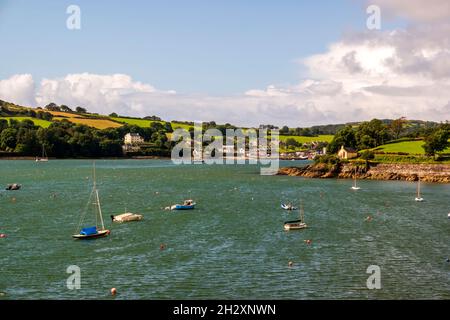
[448,213,450,219]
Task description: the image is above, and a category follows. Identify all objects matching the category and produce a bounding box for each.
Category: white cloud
[1,1,450,127]
[370,0,450,23]
[0,74,36,106]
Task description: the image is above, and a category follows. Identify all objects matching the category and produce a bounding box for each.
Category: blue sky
[4,0,443,128]
[0,0,402,95]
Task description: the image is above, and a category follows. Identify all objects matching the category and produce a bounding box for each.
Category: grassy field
[111,117,165,127]
[374,140,426,155]
[52,117,122,129]
[280,135,334,144]
[0,117,52,128]
[170,122,193,131]
[279,135,333,152]
[374,139,450,155]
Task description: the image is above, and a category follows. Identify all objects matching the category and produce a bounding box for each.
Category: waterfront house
[124,133,144,145]
[337,145,358,159]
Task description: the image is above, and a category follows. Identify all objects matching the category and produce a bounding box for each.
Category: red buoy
[0,234,6,238]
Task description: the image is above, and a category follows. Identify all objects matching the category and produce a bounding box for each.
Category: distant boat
[351,166,360,190]
[72,163,110,240]
[5,183,21,191]
[281,203,297,211]
[111,212,143,223]
[284,201,307,231]
[170,199,196,210]
[35,145,48,162]
[298,155,308,160]
[415,176,424,202]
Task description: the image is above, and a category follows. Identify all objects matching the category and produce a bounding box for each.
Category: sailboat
[351,166,360,190]
[72,163,110,239]
[284,201,307,230]
[415,176,424,202]
[35,145,48,162]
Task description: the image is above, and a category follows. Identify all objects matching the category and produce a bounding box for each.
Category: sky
[0,0,449,127]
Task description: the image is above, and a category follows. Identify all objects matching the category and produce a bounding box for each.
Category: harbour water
[0,159,449,299]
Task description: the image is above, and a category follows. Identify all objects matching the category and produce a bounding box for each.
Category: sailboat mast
[299,200,304,223]
[96,189,105,230]
[417,176,421,197]
[92,162,105,230]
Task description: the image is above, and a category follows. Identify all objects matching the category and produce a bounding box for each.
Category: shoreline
[0,156,171,160]
[278,162,450,183]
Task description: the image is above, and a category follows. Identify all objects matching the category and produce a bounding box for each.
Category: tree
[0,119,8,134]
[75,106,87,113]
[109,112,118,117]
[360,150,375,162]
[328,126,357,153]
[285,138,300,149]
[45,103,61,111]
[423,128,450,157]
[280,126,289,135]
[0,128,18,151]
[390,117,406,140]
[60,105,73,112]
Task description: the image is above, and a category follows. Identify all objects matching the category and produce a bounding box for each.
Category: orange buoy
[160,243,166,250]
[111,288,117,296]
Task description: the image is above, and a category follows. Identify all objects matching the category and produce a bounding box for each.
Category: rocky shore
[278,162,450,183]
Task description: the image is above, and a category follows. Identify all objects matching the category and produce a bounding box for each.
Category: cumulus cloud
[0,74,36,106]
[370,0,450,23]
[1,0,450,127]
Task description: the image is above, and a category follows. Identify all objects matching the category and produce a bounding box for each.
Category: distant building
[337,145,358,159]
[222,145,235,154]
[124,133,144,145]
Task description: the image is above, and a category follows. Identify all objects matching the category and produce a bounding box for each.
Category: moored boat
[170,199,196,210]
[111,212,143,223]
[281,203,297,211]
[284,201,307,231]
[5,184,21,191]
[72,163,110,240]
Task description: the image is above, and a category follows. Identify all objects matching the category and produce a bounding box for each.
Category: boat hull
[284,219,307,231]
[112,213,143,223]
[281,204,297,211]
[72,229,110,240]
[171,204,196,210]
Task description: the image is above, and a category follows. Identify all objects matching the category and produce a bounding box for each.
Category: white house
[337,145,358,159]
[124,133,144,145]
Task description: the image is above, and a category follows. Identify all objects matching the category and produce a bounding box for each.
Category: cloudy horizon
[1,0,450,127]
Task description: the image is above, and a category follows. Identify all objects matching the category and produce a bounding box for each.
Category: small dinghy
[281,203,297,211]
[111,212,143,223]
[5,184,21,191]
[170,199,196,210]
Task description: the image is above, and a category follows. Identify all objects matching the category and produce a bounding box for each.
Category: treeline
[327,118,449,156]
[0,118,173,158]
[278,119,439,137]
[0,100,53,120]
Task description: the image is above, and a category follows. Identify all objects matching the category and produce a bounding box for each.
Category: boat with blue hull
[170,200,196,210]
[72,163,110,240]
